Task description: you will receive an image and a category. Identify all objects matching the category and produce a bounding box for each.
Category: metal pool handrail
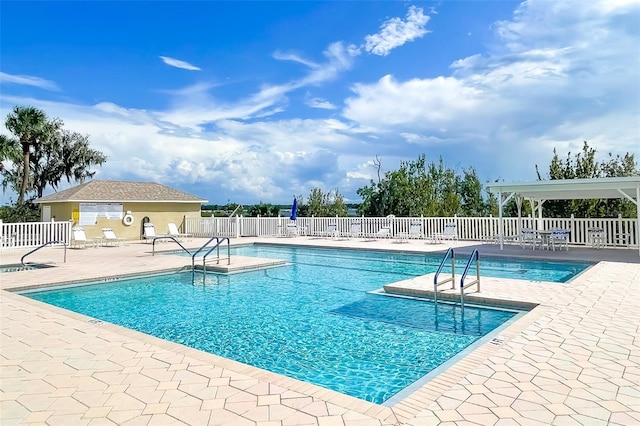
[460,249,481,309]
[151,236,191,256]
[433,247,455,305]
[21,240,66,266]
[202,237,230,267]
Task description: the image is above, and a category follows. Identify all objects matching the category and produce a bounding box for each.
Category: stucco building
[34,180,207,240]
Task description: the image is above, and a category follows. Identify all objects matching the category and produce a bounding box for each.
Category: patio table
[535,230,553,250]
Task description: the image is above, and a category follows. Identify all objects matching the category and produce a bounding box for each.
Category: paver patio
[1,237,639,425]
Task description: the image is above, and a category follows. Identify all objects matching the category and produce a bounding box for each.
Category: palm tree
[4,106,51,204]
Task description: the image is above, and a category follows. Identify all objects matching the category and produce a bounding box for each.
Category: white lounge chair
[365,226,391,241]
[71,227,89,249]
[345,222,362,239]
[440,222,458,243]
[286,223,299,237]
[102,228,126,246]
[142,223,167,243]
[167,222,192,241]
[394,222,422,242]
[319,224,338,239]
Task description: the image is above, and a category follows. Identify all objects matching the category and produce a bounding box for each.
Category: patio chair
[520,228,541,250]
[142,223,167,243]
[71,227,90,249]
[102,228,126,246]
[588,227,605,249]
[549,229,569,251]
[167,222,193,241]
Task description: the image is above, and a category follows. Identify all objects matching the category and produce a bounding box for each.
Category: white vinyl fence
[184,215,638,247]
[2,216,635,250]
[1,220,72,249]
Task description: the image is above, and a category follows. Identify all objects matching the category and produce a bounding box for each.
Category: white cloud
[344,0,640,181]
[306,98,337,110]
[363,6,430,56]
[2,0,637,205]
[0,72,59,91]
[159,56,201,71]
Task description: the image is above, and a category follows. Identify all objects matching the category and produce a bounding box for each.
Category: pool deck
[1,237,639,425]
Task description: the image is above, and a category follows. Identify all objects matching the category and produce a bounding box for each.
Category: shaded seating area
[487,177,640,257]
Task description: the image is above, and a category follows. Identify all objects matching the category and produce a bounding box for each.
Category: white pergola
[487,177,640,255]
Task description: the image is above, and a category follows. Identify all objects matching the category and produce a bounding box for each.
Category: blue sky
[1,0,639,205]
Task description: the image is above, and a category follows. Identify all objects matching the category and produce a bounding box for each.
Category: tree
[1,106,107,207]
[31,130,106,198]
[357,154,491,217]
[2,106,51,204]
[247,202,280,217]
[306,187,348,217]
[535,141,639,218]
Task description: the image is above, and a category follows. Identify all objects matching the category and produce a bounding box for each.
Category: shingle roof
[34,180,208,203]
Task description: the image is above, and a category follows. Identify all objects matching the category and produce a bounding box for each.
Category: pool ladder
[433,248,481,309]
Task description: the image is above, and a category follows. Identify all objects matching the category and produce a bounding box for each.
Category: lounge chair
[395,222,422,243]
[440,222,458,243]
[142,223,167,243]
[286,223,299,237]
[71,227,89,249]
[365,226,391,241]
[102,228,126,246]
[319,224,338,239]
[345,222,362,239]
[167,222,192,241]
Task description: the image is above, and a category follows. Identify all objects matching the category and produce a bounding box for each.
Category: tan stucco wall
[43,202,201,240]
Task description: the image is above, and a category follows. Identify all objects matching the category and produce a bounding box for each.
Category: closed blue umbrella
[290,197,298,221]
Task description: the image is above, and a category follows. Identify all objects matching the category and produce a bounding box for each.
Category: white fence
[2,216,635,250]
[1,220,72,249]
[185,215,638,247]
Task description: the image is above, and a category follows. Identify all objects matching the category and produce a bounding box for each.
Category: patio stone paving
[1,237,639,425]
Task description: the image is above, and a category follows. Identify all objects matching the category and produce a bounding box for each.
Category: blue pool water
[22,245,588,404]
[226,244,591,283]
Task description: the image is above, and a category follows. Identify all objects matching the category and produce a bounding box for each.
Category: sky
[1,0,639,206]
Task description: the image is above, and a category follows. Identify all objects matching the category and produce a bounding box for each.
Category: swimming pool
[21,245,582,404]
[223,244,591,283]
